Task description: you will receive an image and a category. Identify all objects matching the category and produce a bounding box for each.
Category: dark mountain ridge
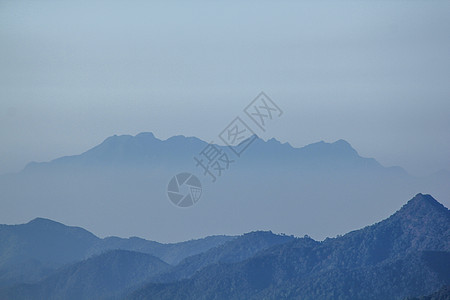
[0,194,448,300]
[0,250,170,300]
[152,231,296,283]
[0,218,234,286]
[0,217,99,268]
[128,193,450,300]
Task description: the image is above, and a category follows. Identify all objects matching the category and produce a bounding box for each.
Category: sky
[1,0,450,176]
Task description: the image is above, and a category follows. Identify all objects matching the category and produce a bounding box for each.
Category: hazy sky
[1,0,450,176]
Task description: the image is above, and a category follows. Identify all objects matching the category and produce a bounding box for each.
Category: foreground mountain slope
[0,218,233,286]
[152,231,296,283]
[87,234,235,265]
[0,232,294,300]
[0,250,170,300]
[0,218,99,286]
[0,218,99,267]
[405,285,450,300]
[128,194,450,300]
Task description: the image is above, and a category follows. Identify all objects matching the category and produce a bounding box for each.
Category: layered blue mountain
[0,226,295,299]
[0,218,233,287]
[0,250,170,300]
[0,218,98,287]
[405,285,450,300]
[0,194,448,300]
[127,194,450,300]
[22,133,400,174]
[151,231,296,283]
[0,132,448,242]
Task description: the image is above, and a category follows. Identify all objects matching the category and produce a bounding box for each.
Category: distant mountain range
[21,133,403,175]
[0,132,449,242]
[0,194,448,299]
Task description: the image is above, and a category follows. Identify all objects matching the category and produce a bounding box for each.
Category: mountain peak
[333,139,352,147]
[23,217,100,243]
[390,194,450,231]
[99,132,160,147]
[27,217,63,226]
[401,193,448,213]
[301,139,359,158]
[331,139,357,152]
[136,132,156,139]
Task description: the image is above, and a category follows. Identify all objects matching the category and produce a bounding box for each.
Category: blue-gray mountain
[0,194,448,300]
[1,132,449,242]
[0,218,233,287]
[127,194,450,300]
[0,228,293,299]
[150,231,295,284]
[405,285,450,300]
[0,250,170,300]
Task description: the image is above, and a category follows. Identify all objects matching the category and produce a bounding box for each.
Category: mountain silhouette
[0,194,448,300]
[0,250,170,300]
[0,217,99,286]
[127,194,450,300]
[405,285,450,300]
[152,231,296,283]
[1,132,448,242]
[22,133,398,173]
[0,218,233,287]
